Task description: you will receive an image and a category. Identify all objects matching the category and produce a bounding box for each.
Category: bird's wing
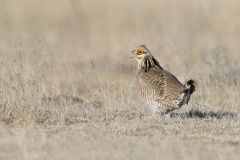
[149,67,184,101]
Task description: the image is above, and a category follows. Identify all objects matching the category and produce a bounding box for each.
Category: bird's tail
[182,79,195,104]
[175,80,196,107]
[184,80,195,94]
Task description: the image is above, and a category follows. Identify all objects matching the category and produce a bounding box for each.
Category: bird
[131,44,195,113]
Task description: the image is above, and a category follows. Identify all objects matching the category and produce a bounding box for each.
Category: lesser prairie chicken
[131,45,195,113]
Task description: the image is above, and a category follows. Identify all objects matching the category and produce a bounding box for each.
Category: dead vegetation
[0,0,240,160]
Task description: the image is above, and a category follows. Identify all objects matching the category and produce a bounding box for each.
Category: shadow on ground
[170,109,237,119]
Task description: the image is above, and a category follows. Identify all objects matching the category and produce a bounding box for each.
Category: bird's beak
[130,50,136,58]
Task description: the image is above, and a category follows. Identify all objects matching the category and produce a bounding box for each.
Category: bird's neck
[138,55,163,72]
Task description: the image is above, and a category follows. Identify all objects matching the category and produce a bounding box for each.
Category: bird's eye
[137,50,145,54]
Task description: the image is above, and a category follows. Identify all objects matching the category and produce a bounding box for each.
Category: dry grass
[0,0,240,159]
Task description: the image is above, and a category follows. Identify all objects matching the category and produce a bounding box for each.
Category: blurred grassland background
[0,0,240,160]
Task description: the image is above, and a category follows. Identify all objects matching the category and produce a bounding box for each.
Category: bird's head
[131,44,151,63]
[131,44,163,71]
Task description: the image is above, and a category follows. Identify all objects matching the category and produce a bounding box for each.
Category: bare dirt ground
[0,0,240,159]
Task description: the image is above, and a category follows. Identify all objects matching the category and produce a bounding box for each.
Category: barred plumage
[131,45,195,113]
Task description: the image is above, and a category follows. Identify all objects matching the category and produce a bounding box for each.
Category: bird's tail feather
[175,79,195,107]
[182,79,195,104]
[184,80,195,94]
